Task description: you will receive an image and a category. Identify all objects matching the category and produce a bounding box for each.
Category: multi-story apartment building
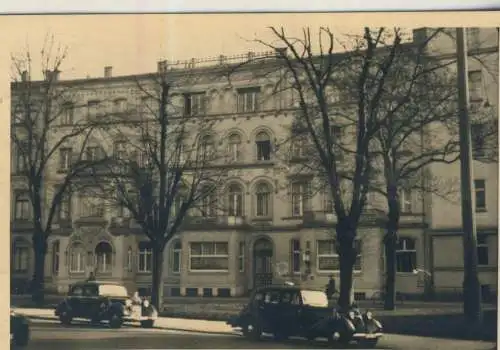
[11,27,498,300]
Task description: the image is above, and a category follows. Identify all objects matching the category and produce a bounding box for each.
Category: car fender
[55,300,72,316]
[108,302,124,317]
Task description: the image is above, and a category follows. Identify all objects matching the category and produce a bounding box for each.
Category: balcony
[74,215,107,227]
[181,215,248,230]
[11,219,34,232]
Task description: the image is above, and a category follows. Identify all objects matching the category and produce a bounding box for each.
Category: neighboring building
[11,27,498,300]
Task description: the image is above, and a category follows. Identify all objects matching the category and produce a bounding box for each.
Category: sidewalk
[11,307,236,335]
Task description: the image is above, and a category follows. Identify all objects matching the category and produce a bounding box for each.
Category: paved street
[13,318,497,350]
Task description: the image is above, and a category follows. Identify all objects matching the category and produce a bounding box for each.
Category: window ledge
[187,270,230,274]
[475,208,487,213]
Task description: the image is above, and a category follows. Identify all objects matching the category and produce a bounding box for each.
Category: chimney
[44,69,60,81]
[54,69,60,81]
[218,55,226,65]
[104,66,113,78]
[275,47,287,58]
[21,71,28,82]
[157,60,168,73]
[247,51,255,60]
[44,70,51,81]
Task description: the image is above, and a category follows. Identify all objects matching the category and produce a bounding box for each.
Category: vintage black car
[54,281,158,328]
[10,309,30,347]
[227,284,383,347]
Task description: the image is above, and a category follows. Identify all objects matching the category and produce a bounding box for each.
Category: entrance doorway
[253,237,273,288]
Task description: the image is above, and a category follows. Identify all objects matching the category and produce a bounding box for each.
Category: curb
[24,315,236,337]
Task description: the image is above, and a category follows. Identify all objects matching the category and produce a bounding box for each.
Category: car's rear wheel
[359,338,378,348]
[109,314,123,329]
[59,311,72,325]
[140,320,154,328]
[242,319,262,341]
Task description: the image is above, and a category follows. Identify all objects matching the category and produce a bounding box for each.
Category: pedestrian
[131,291,142,305]
[325,275,338,300]
[87,271,96,282]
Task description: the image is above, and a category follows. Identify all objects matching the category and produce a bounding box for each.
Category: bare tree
[10,36,103,303]
[86,66,228,308]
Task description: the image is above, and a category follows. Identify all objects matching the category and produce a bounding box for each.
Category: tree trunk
[150,244,165,310]
[383,231,397,310]
[31,231,47,305]
[336,220,357,310]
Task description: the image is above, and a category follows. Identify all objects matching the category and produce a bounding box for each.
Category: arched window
[199,134,214,159]
[228,133,242,162]
[52,240,60,275]
[12,238,30,273]
[95,241,113,273]
[14,192,31,220]
[255,182,272,217]
[200,185,217,217]
[172,240,182,274]
[255,131,271,161]
[69,242,86,273]
[227,183,243,217]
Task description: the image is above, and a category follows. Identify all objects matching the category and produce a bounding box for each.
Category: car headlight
[143,300,150,308]
[348,311,355,319]
[365,311,373,320]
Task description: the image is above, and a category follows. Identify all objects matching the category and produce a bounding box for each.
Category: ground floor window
[189,242,229,271]
[13,245,29,273]
[69,242,86,273]
[316,239,362,272]
[396,237,417,273]
[172,241,181,273]
[138,241,153,273]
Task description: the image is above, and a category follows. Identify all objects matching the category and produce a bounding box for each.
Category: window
[58,191,71,221]
[291,136,305,159]
[113,141,127,161]
[317,239,362,272]
[255,131,271,161]
[474,179,486,212]
[468,70,483,101]
[199,134,215,160]
[237,87,260,113]
[399,189,413,213]
[126,247,133,272]
[199,186,217,217]
[255,182,271,217]
[87,100,100,118]
[291,182,311,217]
[291,239,301,273]
[14,192,31,220]
[477,234,489,265]
[117,203,130,218]
[15,146,27,173]
[52,241,60,275]
[69,242,86,273]
[228,133,242,162]
[184,92,206,116]
[60,103,74,125]
[471,123,487,158]
[138,241,153,273]
[324,192,334,213]
[227,183,243,217]
[79,190,104,218]
[85,146,100,162]
[172,241,181,274]
[189,242,229,271]
[12,244,29,273]
[171,194,184,218]
[141,96,156,115]
[113,98,126,113]
[330,125,342,149]
[396,237,417,273]
[95,242,112,273]
[59,148,72,171]
[238,241,245,272]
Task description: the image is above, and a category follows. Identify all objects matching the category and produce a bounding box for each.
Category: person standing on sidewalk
[325,275,338,301]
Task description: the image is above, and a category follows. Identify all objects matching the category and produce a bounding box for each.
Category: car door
[68,285,84,317]
[260,289,281,333]
[278,290,301,335]
[80,284,99,318]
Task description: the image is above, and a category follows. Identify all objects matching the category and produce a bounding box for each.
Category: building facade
[11,27,498,300]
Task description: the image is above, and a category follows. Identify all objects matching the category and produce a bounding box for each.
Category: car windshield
[98,284,128,297]
[300,290,329,307]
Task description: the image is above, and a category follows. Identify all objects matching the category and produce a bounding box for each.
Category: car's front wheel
[109,314,123,329]
[242,319,262,341]
[140,320,154,328]
[59,311,72,325]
